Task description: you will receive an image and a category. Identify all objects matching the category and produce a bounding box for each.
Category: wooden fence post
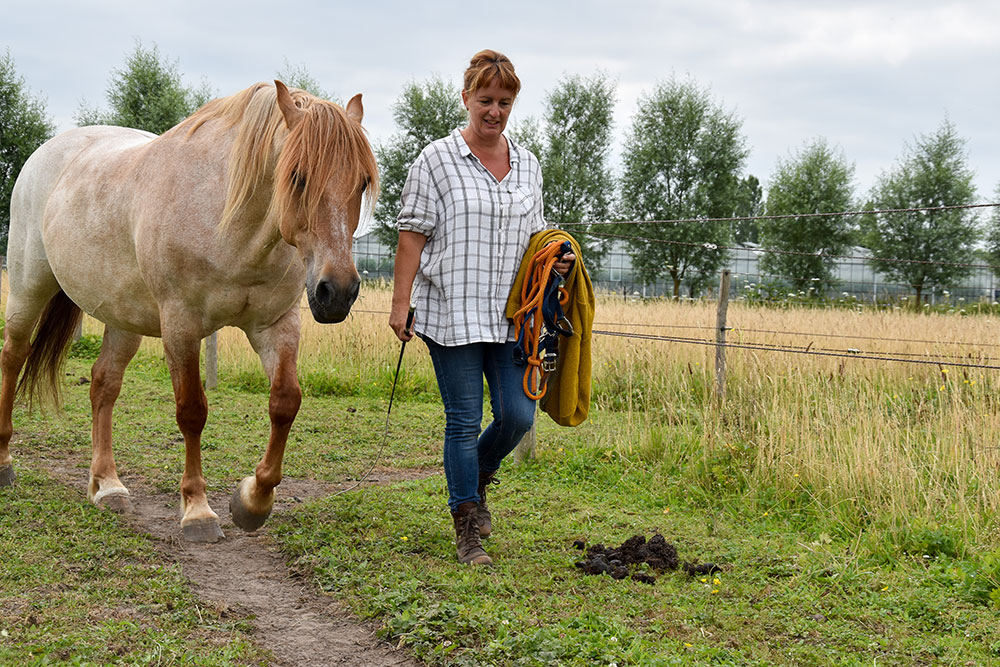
[204,331,218,390]
[514,405,538,463]
[715,270,731,404]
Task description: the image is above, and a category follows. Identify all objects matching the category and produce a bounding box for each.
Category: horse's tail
[16,291,83,410]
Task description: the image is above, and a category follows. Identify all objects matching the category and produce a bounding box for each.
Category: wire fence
[592,327,1000,371]
[346,305,1000,382]
[351,199,1000,380]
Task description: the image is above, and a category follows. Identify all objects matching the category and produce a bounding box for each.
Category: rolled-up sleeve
[397,153,437,237]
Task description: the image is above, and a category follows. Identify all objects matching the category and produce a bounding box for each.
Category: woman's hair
[463,49,521,98]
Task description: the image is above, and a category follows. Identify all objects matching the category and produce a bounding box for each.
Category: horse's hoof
[98,492,132,513]
[0,465,14,487]
[230,478,273,532]
[182,518,225,543]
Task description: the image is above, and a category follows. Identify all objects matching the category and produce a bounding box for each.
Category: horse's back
[7,126,158,329]
[8,126,155,275]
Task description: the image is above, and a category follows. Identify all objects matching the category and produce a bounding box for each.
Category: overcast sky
[5,0,999,203]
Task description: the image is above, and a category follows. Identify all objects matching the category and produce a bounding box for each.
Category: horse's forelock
[190,83,376,234]
[271,98,379,230]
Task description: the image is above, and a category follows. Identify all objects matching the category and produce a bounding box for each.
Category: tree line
[3,43,999,304]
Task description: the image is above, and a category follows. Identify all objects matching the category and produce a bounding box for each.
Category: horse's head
[271,80,377,323]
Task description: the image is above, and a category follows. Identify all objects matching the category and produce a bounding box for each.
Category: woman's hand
[389,302,415,342]
[553,252,576,277]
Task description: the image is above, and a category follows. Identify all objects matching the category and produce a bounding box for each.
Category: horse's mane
[171,82,378,232]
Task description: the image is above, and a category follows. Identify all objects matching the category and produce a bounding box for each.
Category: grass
[0,466,263,666]
[2,282,1000,664]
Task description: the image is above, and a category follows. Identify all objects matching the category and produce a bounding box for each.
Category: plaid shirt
[398,129,546,346]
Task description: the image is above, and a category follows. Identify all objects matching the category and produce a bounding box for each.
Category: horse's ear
[345,94,364,124]
[274,80,304,129]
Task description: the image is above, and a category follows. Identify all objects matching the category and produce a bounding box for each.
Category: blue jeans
[423,338,537,512]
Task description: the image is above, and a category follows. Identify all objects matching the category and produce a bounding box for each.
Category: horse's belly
[60,269,163,337]
[88,296,163,337]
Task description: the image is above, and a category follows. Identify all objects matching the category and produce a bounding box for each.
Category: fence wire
[583,229,1000,271]
[593,328,1000,371]
[601,321,1000,349]
[350,308,1000,372]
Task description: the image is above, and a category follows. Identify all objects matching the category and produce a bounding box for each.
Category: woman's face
[462,79,515,141]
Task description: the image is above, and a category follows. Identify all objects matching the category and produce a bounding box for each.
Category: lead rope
[512,242,571,400]
[333,306,414,497]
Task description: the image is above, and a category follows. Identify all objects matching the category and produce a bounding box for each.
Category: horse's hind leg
[0,323,31,487]
[230,307,301,531]
[161,315,222,542]
[0,285,61,487]
[87,326,142,511]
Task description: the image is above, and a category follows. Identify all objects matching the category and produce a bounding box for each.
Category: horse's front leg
[161,317,222,543]
[230,307,302,532]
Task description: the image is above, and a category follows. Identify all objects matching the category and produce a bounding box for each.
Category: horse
[0,80,378,542]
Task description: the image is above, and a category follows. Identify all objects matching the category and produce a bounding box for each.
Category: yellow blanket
[505,230,595,427]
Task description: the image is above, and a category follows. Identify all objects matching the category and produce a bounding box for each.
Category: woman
[390,50,574,566]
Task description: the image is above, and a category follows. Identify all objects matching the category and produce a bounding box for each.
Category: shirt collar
[452,128,520,164]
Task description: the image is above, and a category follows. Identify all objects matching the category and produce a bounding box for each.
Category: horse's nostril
[315,278,333,304]
[349,279,360,301]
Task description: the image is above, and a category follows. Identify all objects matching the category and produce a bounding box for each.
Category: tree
[759,139,856,292]
[535,72,616,267]
[75,42,213,134]
[1,49,56,253]
[276,59,336,101]
[506,116,543,160]
[985,184,1000,274]
[732,174,763,244]
[862,120,979,306]
[618,78,748,297]
[373,77,466,249]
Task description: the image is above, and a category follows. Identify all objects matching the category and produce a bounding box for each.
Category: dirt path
[37,455,432,667]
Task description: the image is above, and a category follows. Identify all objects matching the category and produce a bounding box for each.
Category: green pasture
[1,327,999,665]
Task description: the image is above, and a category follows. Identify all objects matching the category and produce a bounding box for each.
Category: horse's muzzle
[307,276,360,323]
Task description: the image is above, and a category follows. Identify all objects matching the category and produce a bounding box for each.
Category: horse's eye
[360,178,370,194]
[291,170,306,192]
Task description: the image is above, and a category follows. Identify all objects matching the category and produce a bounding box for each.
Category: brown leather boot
[477,471,498,538]
[452,501,493,565]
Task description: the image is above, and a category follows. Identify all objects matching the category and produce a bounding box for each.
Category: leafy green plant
[68,333,103,359]
[900,523,962,560]
[953,550,1000,608]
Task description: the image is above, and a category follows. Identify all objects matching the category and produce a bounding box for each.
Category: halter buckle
[541,350,558,373]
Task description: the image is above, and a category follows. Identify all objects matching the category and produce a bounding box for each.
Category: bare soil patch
[34,453,433,667]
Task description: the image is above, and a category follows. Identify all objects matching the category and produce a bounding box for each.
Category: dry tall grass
[591,295,1000,542]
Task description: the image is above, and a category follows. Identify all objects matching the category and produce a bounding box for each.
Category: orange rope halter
[512,241,570,400]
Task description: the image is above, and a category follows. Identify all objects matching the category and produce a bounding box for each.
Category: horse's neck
[176,120,289,266]
[230,183,285,260]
